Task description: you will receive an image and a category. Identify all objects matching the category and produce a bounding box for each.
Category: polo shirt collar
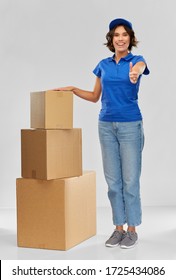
[109,52,133,62]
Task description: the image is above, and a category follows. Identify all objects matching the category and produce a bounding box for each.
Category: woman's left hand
[129,62,139,84]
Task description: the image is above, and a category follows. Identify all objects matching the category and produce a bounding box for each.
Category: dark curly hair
[105,25,138,52]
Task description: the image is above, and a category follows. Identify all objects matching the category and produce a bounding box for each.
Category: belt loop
[112,122,117,130]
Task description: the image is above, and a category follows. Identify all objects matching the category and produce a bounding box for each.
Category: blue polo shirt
[93,53,149,122]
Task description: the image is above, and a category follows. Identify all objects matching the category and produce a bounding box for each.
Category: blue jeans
[98,120,144,226]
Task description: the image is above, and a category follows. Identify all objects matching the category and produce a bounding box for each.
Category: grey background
[0,0,175,209]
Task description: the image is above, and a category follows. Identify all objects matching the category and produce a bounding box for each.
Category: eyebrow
[113,32,128,35]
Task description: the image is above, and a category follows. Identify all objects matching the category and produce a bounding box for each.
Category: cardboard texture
[30,90,73,129]
[21,128,82,180]
[16,171,96,250]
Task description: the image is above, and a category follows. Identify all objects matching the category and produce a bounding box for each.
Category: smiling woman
[53,17,150,250]
[105,21,138,53]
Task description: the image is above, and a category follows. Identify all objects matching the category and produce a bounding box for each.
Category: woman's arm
[54,77,102,103]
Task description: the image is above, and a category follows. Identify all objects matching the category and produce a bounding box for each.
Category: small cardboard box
[16,171,96,250]
[30,90,73,129]
[21,129,82,180]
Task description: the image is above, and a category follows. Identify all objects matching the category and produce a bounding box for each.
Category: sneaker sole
[120,240,138,249]
[105,243,120,248]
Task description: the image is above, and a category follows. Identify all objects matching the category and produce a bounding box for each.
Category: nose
[118,35,123,41]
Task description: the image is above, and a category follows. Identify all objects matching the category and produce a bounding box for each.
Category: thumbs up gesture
[129,62,139,84]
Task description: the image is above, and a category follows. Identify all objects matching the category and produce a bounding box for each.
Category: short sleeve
[93,62,101,77]
[143,63,150,75]
[134,55,150,75]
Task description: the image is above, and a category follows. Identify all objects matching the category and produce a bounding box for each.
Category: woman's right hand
[52,86,75,91]
[51,77,101,103]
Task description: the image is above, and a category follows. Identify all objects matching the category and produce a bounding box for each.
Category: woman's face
[112,25,130,54]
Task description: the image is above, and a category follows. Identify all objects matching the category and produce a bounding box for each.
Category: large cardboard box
[21,129,82,180]
[16,171,96,250]
[30,90,73,129]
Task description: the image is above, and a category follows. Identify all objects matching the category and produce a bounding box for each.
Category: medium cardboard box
[16,171,96,250]
[21,129,82,180]
[30,90,73,129]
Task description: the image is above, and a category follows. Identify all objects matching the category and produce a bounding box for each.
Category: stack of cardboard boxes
[16,90,96,250]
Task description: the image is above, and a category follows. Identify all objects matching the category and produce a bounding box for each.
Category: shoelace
[125,231,136,240]
[111,230,125,239]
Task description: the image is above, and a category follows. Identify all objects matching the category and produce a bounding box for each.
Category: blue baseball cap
[109,18,132,30]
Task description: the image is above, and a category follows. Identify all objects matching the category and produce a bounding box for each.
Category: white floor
[0,206,176,260]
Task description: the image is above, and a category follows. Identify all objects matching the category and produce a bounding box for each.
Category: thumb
[129,62,133,72]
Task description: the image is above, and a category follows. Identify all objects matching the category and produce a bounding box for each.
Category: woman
[55,18,149,249]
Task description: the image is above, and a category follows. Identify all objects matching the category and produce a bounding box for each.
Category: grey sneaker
[120,231,138,249]
[105,230,125,247]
